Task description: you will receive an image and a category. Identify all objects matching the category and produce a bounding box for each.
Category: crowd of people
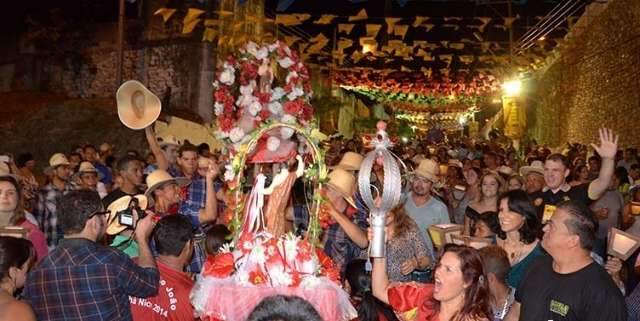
[1,125,640,321]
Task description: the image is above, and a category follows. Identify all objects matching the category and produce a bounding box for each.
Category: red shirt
[130,261,195,321]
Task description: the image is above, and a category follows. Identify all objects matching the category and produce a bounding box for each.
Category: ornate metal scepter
[358,121,403,257]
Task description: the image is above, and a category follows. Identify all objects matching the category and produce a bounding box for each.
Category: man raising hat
[35,153,75,249]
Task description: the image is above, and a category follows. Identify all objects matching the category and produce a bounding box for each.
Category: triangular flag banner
[204,19,218,27]
[182,18,202,34]
[385,17,402,34]
[366,24,382,37]
[338,38,354,51]
[401,66,411,72]
[202,28,218,42]
[459,55,474,64]
[349,9,368,21]
[504,15,520,28]
[307,33,329,53]
[154,8,177,23]
[415,48,428,57]
[338,24,355,35]
[444,17,463,22]
[314,15,337,24]
[184,8,205,24]
[450,42,465,50]
[283,35,301,46]
[351,51,365,63]
[442,24,460,31]
[275,14,311,26]
[413,16,429,27]
[393,25,409,39]
[421,24,435,32]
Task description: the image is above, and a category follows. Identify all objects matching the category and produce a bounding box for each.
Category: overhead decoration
[314,14,338,24]
[182,8,206,34]
[348,9,368,21]
[338,23,355,35]
[153,8,177,22]
[275,13,312,26]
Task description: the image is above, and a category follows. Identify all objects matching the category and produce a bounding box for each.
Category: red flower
[290,270,301,287]
[214,88,228,102]
[300,104,313,121]
[296,241,313,262]
[202,252,235,278]
[242,62,258,79]
[255,92,271,104]
[218,117,234,132]
[283,100,303,115]
[249,269,268,285]
[259,109,271,120]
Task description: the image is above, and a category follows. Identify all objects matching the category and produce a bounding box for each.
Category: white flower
[246,42,258,56]
[248,100,262,116]
[271,87,286,101]
[237,94,255,108]
[219,242,234,253]
[250,245,267,265]
[268,43,278,51]
[280,127,294,140]
[216,130,229,139]
[299,275,321,288]
[281,114,296,124]
[287,86,304,100]
[214,102,224,116]
[266,136,281,152]
[229,127,245,143]
[282,237,298,261]
[278,57,295,68]
[268,101,283,115]
[269,265,292,287]
[240,81,255,96]
[219,68,235,85]
[256,47,269,60]
[223,164,235,181]
[213,80,219,88]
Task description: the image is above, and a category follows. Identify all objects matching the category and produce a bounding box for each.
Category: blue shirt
[403,193,450,244]
[24,238,159,321]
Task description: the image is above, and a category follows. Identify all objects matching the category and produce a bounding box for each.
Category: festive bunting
[306,33,329,53]
[413,16,429,27]
[366,24,382,37]
[349,9,368,21]
[182,18,202,34]
[338,24,355,35]
[393,25,409,39]
[442,24,461,31]
[314,15,337,24]
[444,17,463,22]
[202,28,217,42]
[385,18,402,33]
[284,35,301,46]
[204,19,218,27]
[154,8,177,23]
[275,14,311,26]
[449,42,465,50]
[504,15,520,28]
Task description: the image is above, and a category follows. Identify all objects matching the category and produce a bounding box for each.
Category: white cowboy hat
[519,160,544,177]
[144,169,190,206]
[0,162,18,180]
[331,152,364,172]
[412,159,440,183]
[157,135,181,148]
[116,80,161,130]
[326,168,357,208]
[74,161,104,180]
[106,195,148,235]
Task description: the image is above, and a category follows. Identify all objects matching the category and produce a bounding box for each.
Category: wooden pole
[116,0,125,87]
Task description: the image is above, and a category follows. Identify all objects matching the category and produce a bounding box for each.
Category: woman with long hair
[373,244,491,321]
[495,190,544,288]
[0,176,47,260]
[385,205,433,282]
[346,259,399,321]
[452,167,482,226]
[465,172,504,236]
[569,165,590,187]
[0,236,37,321]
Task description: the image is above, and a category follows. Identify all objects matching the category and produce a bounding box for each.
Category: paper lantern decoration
[428,224,464,248]
[450,234,493,249]
[608,228,640,260]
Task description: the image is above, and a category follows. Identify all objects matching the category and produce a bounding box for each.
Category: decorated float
[190,41,357,321]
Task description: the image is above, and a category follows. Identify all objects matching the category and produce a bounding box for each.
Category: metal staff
[358,122,403,257]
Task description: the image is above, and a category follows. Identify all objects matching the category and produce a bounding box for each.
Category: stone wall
[531,0,640,148]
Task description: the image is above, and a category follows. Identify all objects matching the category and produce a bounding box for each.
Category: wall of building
[531,0,640,148]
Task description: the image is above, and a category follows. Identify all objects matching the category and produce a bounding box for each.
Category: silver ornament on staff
[358,121,403,258]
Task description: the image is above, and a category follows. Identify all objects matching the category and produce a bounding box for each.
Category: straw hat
[413,159,440,183]
[144,169,190,206]
[158,135,181,148]
[497,165,514,176]
[326,168,356,208]
[0,162,17,179]
[75,161,104,180]
[332,152,364,171]
[116,80,161,130]
[519,160,544,177]
[106,195,148,235]
[99,143,114,154]
[46,153,71,173]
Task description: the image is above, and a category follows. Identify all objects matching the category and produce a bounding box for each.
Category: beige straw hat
[412,159,440,183]
[332,152,364,171]
[106,195,148,235]
[326,168,357,208]
[144,169,190,206]
[116,80,161,130]
[519,160,544,177]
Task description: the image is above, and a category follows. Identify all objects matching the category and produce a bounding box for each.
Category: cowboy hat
[519,160,544,177]
[116,80,161,130]
[157,135,181,148]
[45,153,71,174]
[74,161,104,181]
[413,159,440,183]
[326,168,357,208]
[0,162,17,180]
[106,195,148,235]
[144,169,190,206]
[331,152,364,171]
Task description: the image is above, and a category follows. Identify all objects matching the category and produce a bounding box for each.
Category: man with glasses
[24,190,159,321]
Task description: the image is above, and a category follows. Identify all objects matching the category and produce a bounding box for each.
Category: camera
[117,197,146,228]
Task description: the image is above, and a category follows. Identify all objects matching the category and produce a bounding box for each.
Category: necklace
[495,287,513,319]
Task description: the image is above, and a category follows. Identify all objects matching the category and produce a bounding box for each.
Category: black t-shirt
[102,188,142,208]
[515,255,626,321]
[541,183,591,207]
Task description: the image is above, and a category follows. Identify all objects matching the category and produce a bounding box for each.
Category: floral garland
[202,233,340,287]
[213,41,313,151]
